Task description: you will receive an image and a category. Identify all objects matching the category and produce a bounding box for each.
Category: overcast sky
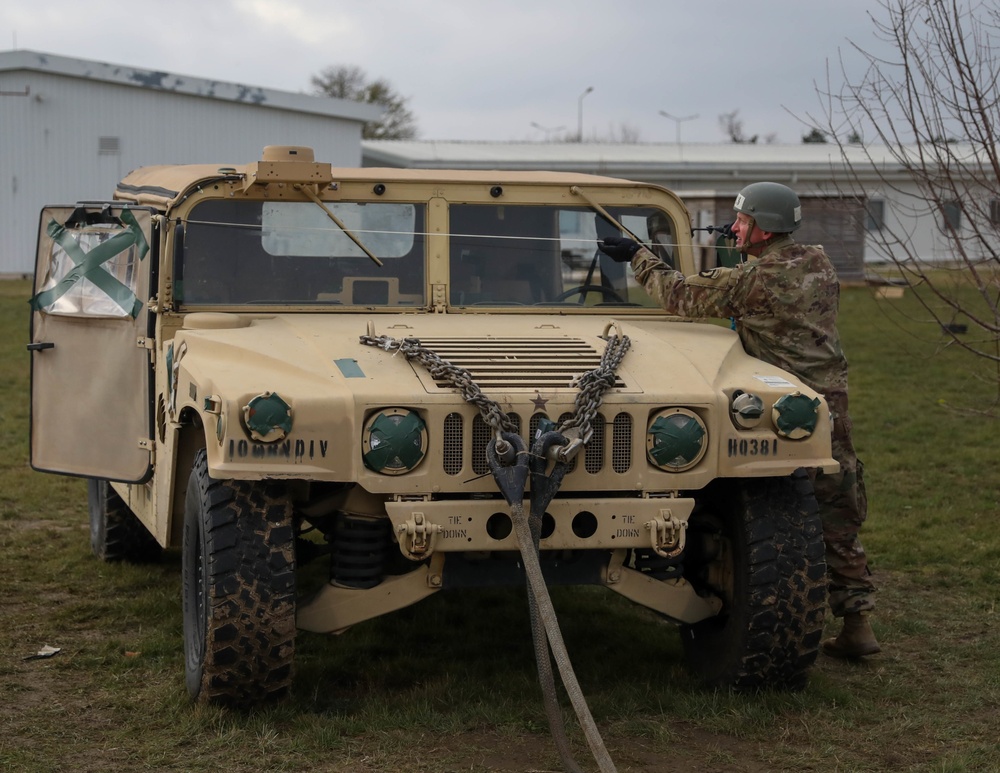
[1,0,892,145]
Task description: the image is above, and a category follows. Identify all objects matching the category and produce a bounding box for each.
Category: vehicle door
[28,205,157,482]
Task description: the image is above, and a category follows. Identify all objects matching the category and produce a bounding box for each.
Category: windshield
[175,199,679,310]
[178,200,426,306]
[448,204,672,308]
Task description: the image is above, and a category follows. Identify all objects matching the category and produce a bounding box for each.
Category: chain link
[559,334,631,443]
[359,335,515,434]
[359,332,630,444]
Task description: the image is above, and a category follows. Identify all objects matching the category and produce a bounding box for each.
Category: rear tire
[681,471,827,690]
[87,479,162,563]
[182,449,296,705]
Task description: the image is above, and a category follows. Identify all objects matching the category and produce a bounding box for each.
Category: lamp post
[577,86,594,142]
[659,110,699,145]
[531,122,566,142]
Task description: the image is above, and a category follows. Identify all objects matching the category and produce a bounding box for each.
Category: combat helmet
[733,182,802,233]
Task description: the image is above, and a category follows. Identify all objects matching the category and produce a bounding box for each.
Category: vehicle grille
[415,337,626,390]
[442,410,633,476]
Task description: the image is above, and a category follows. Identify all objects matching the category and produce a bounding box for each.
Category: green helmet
[733,182,801,233]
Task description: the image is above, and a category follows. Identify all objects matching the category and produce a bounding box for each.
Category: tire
[87,479,162,563]
[680,471,827,691]
[182,449,296,706]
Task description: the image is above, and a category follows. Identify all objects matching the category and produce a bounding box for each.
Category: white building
[3,49,987,280]
[362,140,993,281]
[0,50,381,275]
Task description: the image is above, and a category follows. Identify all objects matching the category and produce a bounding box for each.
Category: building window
[990,199,1000,226]
[98,136,121,155]
[941,200,962,231]
[865,199,885,232]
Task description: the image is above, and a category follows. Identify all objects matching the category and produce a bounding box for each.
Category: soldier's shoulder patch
[688,266,736,289]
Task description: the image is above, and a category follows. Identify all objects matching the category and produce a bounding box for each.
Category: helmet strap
[738,217,781,257]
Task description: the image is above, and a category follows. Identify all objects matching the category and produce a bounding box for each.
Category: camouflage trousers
[809,390,877,617]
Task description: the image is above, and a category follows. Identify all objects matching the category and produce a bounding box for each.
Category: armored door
[28,205,156,482]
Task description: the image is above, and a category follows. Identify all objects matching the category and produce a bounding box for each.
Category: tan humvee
[29,146,836,706]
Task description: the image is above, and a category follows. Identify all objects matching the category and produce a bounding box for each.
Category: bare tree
[718,110,778,144]
[802,128,829,143]
[311,65,418,140]
[812,0,1000,381]
[718,110,758,144]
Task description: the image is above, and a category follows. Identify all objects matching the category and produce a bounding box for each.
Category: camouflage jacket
[632,236,848,397]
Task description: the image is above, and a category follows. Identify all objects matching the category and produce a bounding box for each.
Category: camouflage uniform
[632,236,876,616]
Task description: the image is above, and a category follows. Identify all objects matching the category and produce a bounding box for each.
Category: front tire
[681,471,827,690]
[88,479,162,563]
[182,449,296,705]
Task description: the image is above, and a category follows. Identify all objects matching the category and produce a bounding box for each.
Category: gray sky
[1,0,890,144]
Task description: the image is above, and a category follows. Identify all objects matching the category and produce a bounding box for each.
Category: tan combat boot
[822,612,881,658]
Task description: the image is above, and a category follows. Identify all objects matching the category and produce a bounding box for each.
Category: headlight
[730,390,764,430]
[242,392,292,443]
[363,408,428,475]
[646,408,707,472]
[772,392,821,439]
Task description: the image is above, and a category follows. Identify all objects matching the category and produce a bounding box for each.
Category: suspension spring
[329,514,392,589]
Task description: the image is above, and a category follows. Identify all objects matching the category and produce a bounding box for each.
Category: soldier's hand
[599,236,641,263]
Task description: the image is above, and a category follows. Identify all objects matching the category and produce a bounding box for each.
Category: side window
[941,200,962,231]
[31,207,148,319]
[865,199,885,232]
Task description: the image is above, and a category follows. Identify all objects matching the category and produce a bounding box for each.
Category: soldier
[600,181,880,658]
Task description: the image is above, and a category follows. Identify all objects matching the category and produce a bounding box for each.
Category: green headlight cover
[245,392,293,440]
[364,411,426,471]
[649,414,705,467]
[773,393,821,438]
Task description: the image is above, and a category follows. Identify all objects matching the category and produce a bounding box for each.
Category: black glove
[715,222,735,239]
[599,236,641,263]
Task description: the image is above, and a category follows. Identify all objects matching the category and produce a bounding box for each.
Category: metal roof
[361,139,991,185]
[362,139,889,168]
[0,49,382,123]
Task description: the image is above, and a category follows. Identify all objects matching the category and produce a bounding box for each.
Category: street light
[578,86,594,142]
[659,110,699,145]
[531,122,566,141]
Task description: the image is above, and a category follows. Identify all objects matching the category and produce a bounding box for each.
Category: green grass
[2,277,999,772]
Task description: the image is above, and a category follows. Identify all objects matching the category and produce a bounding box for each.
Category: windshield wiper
[569,185,645,244]
[293,184,384,267]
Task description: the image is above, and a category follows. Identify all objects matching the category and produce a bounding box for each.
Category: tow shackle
[486,431,529,506]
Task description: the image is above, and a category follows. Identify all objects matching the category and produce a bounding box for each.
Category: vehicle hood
[171,312,768,403]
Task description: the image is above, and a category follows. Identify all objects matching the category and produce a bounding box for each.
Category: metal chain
[359,334,515,434]
[359,332,631,445]
[559,333,631,442]
[362,330,627,773]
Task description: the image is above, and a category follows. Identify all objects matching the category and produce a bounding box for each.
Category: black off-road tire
[182,449,296,706]
[88,479,162,563]
[681,470,827,691]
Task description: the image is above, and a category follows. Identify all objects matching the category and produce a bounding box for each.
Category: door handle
[26,342,55,352]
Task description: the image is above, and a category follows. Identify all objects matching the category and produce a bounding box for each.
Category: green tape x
[30,209,149,318]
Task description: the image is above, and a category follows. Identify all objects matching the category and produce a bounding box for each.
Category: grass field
[1,276,998,773]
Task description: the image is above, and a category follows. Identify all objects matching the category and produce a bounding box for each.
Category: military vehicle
[29,146,834,707]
